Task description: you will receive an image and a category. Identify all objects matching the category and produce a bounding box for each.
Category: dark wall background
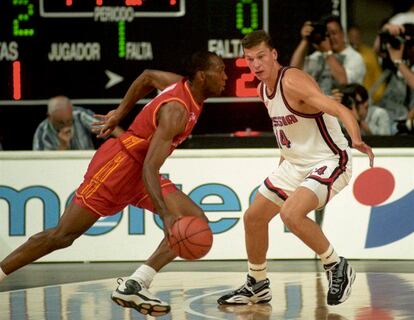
[1,0,413,150]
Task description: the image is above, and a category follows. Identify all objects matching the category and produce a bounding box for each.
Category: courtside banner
[0,149,413,261]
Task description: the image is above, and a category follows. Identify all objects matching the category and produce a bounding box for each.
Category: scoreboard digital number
[0,0,268,104]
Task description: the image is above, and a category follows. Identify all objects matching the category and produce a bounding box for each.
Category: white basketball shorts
[258,150,352,209]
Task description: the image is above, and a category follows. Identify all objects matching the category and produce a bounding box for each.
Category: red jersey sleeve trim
[184,81,201,111]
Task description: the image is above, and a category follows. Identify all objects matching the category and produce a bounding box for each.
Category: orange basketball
[168,216,213,260]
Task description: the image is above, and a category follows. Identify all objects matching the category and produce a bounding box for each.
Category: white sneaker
[217,275,272,305]
[111,278,170,316]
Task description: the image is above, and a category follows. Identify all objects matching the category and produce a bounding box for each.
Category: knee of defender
[280,210,299,231]
[243,211,266,231]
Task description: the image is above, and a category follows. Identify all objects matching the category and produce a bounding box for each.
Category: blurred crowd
[2,3,413,152]
[290,1,414,137]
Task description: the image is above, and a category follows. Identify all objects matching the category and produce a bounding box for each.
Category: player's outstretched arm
[94,70,183,138]
[284,68,374,167]
[307,91,374,166]
[143,101,188,234]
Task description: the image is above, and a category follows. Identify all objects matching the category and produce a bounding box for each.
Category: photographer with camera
[290,15,365,95]
[332,84,391,136]
[374,23,414,134]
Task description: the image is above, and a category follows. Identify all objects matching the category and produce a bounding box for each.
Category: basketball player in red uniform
[0,51,227,317]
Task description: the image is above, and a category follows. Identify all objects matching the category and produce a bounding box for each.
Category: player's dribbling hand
[353,141,375,167]
[161,214,176,238]
[92,110,121,139]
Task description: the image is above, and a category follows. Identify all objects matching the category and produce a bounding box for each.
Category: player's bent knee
[46,229,79,250]
[243,210,267,230]
[243,210,254,227]
[27,229,70,252]
[279,210,300,231]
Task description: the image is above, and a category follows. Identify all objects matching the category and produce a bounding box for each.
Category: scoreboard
[0,0,269,104]
[0,0,339,149]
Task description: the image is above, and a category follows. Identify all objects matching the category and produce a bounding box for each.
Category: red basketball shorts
[73,138,177,217]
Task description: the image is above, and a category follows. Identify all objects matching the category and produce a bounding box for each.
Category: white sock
[248,261,267,282]
[129,264,157,288]
[319,245,340,266]
[0,267,7,282]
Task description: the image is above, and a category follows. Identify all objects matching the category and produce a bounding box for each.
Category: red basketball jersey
[121,79,202,161]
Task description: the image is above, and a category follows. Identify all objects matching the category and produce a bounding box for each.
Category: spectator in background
[388,1,414,25]
[374,23,414,134]
[384,26,414,89]
[333,83,391,136]
[347,25,385,103]
[290,15,365,95]
[33,96,123,150]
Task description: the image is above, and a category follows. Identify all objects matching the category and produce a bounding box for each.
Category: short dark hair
[352,84,369,103]
[184,51,219,81]
[338,83,368,109]
[321,15,343,31]
[241,30,274,49]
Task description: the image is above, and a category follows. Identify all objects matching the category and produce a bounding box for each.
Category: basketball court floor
[0,260,413,319]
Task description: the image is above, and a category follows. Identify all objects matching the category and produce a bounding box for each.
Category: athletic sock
[248,261,267,282]
[0,267,7,282]
[319,244,340,267]
[129,264,157,288]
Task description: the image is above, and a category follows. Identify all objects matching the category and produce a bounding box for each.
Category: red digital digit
[13,61,21,100]
[125,0,143,5]
[235,57,257,97]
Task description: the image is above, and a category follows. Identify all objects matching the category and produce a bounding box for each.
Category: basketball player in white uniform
[218,30,374,306]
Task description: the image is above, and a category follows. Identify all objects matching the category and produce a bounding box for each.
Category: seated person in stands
[33,96,123,150]
[332,83,391,136]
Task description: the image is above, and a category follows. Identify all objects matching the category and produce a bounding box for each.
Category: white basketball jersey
[261,67,349,166]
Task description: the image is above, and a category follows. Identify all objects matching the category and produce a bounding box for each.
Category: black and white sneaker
[111,278,170,316]
[217,275,272,305]
[324,257,356,305]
